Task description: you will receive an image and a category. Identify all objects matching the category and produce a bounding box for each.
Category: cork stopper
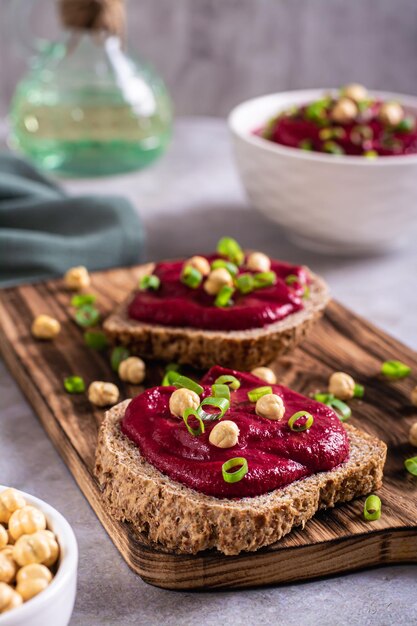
[58,0,125,36]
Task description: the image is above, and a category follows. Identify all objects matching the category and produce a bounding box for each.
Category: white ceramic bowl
[0,486,78,626]
[229,89,417,254]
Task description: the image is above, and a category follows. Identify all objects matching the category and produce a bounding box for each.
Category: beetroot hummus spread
[258,83,417,157]
[128,256,309,332]
[121,366,350,499]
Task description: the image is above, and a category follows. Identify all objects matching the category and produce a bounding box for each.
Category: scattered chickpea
[31,315,61,340]
[0,527,7,550]
[118,356,146,385]
[0,552,17,584]
[251,367,277,385]
[328,372,355,401]
[88,381,119,407]
[256,394,285,421]
[409,422,417,447]
[209,421,239,449]
[8,506,46,541]
[378,102,404,127]
[330,97,358,124]
[16,564,51,601]
[184,256,210,277]
[169,388,200,418]
[64,265,90,290]
[204,268,233,296]
[0,489,26,525]
[342,83,368,103]
[410,386,417,408]
[246,252,271,273]
[0,583,22,613]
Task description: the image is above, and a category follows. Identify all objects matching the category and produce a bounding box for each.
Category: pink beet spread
[121,366,350,499]
[128,257,308,331]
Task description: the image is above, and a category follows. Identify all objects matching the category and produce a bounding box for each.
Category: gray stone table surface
[1,117,416,626]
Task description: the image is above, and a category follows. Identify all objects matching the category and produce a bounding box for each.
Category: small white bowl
[0,486,78,626]
[228,89,417,254]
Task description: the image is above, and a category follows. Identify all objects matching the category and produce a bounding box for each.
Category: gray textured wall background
[1,0,417,117]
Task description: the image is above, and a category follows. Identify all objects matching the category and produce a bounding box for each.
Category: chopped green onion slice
[299,139,313,151]
[222,457,249,483]
[211,259,239,276]
[214,375,241,390]
[313,393,351,422]
[217,237,244,266]
[330,398,352,422]
[363,494,382,521]
[212,383,230,401]
[71,293,96,308]
[288,411,314,432]
[111,346,130,372]
[84,330,108,350]
[181,265,203,289]
[354,383,365,398]
[139,274,160,291]
[381,360,411,379]
[364,150,378,159]
[183,408,205,437]
[303,285,310,299]
[285,274,299,285]
[253,271,277,289]
[166,371,203,395]
[214,285,234,308]
[397,117,414,133]
[162,363,180,386]
[247,386,272,402]
[235,273,254,294]
[198,396,230,421]
[64,375,85,394]
[404,456,417,476]
[75,305,100,328]
[323,140,345,155]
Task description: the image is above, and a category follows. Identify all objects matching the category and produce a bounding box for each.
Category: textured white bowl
[0,486,77,626]
[229,89,417,254]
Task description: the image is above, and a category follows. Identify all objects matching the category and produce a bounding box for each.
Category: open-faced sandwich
[103,237,330,370]
[95,366,387,555]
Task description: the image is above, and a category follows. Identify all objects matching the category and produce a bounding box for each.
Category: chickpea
[64,265,90,290]
[16,564,52,601]
[409,422,417,447]
[209,421,239,448]
[204,268,233,296]
[118,357,146,385]
[0,552,17,584]
[246,252,271,273]
[0,489,26,524]
[37,530,59,567]
[378,102,404,127]
[328,371,355,401]
[342,83,368,103]
[330,97,358,124]
[0,526,7,550]
[255,394,285,421]
[0,583,22,613]
[8,506,46,541]
[184,256,210,277]
[251,367,277,385]
[88,381,119,407]
[13,532,51,567]
[31,314,61,340]
[169,388,200,418]
[410,386,417,408]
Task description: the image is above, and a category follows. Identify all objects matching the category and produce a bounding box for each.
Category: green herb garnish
[214,375,241,390]
[111,346,130,372]
[139,274,160,291]
[75,305,100,328]
[217,237,244,266]
[404,456,417,476]
[222,457,248,483]
[71,293,96,308]
[84,331,108,350]
[247,386,272,402]
[181,265,203,289]
[381,360,411,379]
[363,494,382,521]
[214,285,234,308]
[183,408,205,437]
[64,376,85,394]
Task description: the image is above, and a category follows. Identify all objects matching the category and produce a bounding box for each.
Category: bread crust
[103,266,330,370]
[94,400,387,556]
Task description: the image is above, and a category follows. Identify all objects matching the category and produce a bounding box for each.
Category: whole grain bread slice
[103,265,330,370]
[95,400,387,556]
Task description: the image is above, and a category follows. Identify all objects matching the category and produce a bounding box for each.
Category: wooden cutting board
[0,266,416,589]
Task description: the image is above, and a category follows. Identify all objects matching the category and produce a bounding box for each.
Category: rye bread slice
[95,400,387,556]
[103,265,330,370]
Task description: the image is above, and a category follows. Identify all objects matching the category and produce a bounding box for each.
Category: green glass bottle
[9,0,172,177]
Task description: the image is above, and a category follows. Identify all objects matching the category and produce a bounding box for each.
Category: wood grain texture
[0,266,416,589]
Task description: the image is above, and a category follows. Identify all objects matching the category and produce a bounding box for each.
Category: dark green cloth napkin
[0,153,144,287]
